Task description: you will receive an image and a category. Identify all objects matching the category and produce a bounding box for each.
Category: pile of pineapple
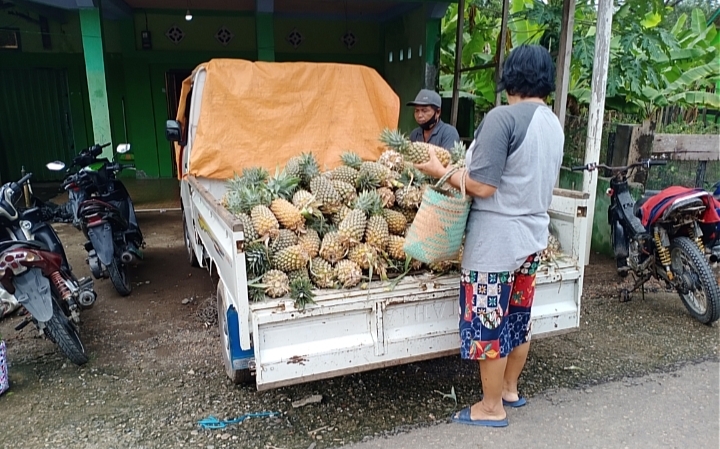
[222,128,467,308]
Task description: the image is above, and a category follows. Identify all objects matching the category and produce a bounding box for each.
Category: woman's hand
[413,147,447,179]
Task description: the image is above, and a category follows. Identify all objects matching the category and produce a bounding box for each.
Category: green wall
[383,6,428,133]
[1,4,444,180]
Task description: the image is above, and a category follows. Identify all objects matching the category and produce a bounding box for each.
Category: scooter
[46,143,144,297]
[0,173,96,365]
[572,158,720,325]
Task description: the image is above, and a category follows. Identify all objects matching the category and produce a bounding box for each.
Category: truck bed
[188,175,588,390]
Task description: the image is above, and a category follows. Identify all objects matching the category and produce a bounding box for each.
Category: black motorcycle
[572,159,720,325]
[0,173,96,365]
[46,143,145,296]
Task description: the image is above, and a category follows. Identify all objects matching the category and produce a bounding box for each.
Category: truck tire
[216,280,253,385]
[44,299,88,366]
[183,211,200,268]
[670,236,720,325]
[108,258,132,297]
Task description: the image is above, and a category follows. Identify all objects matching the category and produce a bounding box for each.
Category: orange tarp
[174,59,400,180]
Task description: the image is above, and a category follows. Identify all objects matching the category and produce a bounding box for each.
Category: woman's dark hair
[496,44,556,98]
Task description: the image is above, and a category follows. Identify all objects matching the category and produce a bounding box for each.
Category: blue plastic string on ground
[197,411,280,429]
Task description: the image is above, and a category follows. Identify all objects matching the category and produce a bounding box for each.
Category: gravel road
[0,211,717,449]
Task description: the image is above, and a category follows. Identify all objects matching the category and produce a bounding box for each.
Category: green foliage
[440,0,720,118]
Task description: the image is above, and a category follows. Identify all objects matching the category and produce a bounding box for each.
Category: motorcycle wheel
[669,236,720,325]
[108,258,132,297]
[183,211,200,268]
[44,299,88,366]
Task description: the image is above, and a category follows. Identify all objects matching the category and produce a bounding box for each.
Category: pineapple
[244,241,271,279]
[338,209,366,248]
[382,209,407,235]
[306,214,336,238]
[292,189,322,218]
[377,187,395,208]
[356,161,393,190]
[331,205,352,226]
[331,165,359,185]
[340,151,363,170]
[377,149,405,172]
[309,257,336,289]
[450,141,467,166]
[270,198,305,232]
[364,215,390,251]
[348,243,378,271]
[289,276,316,310]
[331,180,358,205]
[335,259,363,288]
[287,267,311,284]
[395,185,423,210]
[261,269,290,298]
[309,175,342,214]
[298,152,321,189]
[270,229,298,255]
[298,229,321,258]
[428,260,457,273]
[273,244,310,272]
[284,155,303,180]
[251,204,280,242]
[386,235,407,260]
[319,231,346,263]
[236,213,258,242]
[379,128,451,167]
[398,207,417,224]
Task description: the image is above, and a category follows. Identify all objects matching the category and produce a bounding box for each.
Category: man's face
[414,105,437,125]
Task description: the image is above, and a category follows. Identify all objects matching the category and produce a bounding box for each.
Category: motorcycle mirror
[116,143,131,154]
[46,161,66,171]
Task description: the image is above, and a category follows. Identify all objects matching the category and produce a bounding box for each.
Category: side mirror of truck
[165,120,182,143]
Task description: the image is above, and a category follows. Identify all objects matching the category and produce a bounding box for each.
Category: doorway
[164,69,192,178]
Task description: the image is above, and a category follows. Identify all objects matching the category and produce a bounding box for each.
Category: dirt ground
[0,211,718,449]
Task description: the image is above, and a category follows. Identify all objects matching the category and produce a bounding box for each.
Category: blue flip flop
[502,396,527,408]
[450,407,509,428]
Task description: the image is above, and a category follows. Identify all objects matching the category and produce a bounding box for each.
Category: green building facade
[0,0,452,182]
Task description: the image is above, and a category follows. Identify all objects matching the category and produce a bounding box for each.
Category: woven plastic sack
[403,166,471,264]
[0,340,8,395]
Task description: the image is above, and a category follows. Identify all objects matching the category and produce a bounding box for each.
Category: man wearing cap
[407,89,460,150]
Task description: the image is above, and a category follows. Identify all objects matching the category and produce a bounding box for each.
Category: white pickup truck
[166,60,590,391]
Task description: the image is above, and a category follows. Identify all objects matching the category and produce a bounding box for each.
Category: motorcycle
[572,158,720,325]
[46,143,145,297]
[0,173,96,365]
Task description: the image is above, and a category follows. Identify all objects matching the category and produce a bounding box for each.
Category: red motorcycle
[0,173,95,365]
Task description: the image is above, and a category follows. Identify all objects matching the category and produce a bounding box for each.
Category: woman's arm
[414,148,497,199]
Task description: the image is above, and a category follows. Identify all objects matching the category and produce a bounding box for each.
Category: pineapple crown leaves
[265,165,301,201]
[449,141,467,165]
[226,183,272,215]
[298,152,321,187]
[378,128,410,153]
[289,276,316,310]
[340,151,363,170]
[353,190,384,217]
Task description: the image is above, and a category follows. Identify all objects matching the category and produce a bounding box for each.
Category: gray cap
[406,89,442,108]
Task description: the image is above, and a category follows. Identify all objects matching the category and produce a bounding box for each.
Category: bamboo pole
[495,0,510,107]
[450,0,465,127]
[581,0,614,266]
[553,0,575,131]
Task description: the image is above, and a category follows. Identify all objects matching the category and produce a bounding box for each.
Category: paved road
[346,360,719,449]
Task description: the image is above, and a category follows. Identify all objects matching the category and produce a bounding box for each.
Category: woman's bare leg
[502,341,530,402]
[465,358,508,421]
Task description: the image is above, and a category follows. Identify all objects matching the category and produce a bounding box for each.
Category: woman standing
[414,44,564,427]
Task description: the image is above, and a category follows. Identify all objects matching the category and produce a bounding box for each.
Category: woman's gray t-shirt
[462,101,564,273]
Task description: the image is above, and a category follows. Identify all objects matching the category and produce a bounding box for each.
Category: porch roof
[23,0,453,21]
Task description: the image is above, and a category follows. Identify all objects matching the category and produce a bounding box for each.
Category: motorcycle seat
[633,190,661,219]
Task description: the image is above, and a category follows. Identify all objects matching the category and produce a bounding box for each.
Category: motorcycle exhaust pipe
[77,290,96,308]
[121,251,134,264]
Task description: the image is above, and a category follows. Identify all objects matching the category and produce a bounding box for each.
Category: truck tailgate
[250,260,581,390]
